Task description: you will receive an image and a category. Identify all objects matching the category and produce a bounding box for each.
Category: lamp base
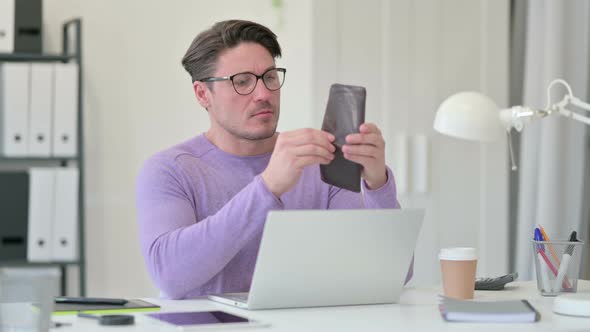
[553,293,590,317]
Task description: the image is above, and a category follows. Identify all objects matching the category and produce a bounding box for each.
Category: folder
[52,63,78,157]
[51,168,78,261]
[28,63,53,157]
[50,299,161,316]
[32,299,160,316]
[0,0,15,53]
[0,172,29,261]
[27,168,55,262]
[0,62,30,157]
[13,0,42,53]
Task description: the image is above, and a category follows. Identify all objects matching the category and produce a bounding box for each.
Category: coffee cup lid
[439,247,477,260]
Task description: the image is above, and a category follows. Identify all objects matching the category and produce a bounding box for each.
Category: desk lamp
[433,79,590,317]
[434,79,590,170]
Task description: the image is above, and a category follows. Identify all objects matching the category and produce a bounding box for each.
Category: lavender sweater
[136,135,401,299]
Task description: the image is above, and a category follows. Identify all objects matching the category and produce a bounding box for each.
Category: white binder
[0,62,30,156]
[29,63,54,156]
[0,0,15,53]
[51,168,78,261]
[27,168,55,262]
[52,63,78,157]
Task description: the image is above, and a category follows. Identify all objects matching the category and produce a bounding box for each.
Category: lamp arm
[499,79,590,172]
[545,79,590,126]
[552,95,590,126]
[558,107,590,126]
[504,80,590,130]
[568,96,590,112]
[500,106,545,132]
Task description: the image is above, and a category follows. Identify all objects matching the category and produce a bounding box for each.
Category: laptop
[208,209,424,310]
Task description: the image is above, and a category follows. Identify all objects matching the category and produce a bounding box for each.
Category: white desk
[50,280,590,331]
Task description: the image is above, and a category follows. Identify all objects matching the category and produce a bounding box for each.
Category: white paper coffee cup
[438,247,477,261]
[439,247,478,299]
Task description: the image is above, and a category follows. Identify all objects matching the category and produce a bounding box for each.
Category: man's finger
[345,133,384,147]
[278,129,334,153]
[342,145,380,158]
[295,155,333,169]
[288,129,335,148]
[360,123,382,135]
[292,144,335,160]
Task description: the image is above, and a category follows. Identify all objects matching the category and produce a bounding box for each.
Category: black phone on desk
[320,84,366,193]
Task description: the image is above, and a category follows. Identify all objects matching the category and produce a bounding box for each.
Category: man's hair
[181,20,282,83]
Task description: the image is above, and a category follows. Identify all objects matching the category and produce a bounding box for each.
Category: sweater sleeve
[327,166,401,209]
[136,157,283,299]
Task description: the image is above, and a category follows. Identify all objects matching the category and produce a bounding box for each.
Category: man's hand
[261,129,335,197]
[342,123,387,189]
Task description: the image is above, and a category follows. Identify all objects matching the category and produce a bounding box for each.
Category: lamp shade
[434,92,504,142]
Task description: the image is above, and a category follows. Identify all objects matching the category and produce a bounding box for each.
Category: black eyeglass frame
[197,68,287,95]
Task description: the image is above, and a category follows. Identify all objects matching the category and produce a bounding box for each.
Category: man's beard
[224,103,280,141]
[233,122,278,140]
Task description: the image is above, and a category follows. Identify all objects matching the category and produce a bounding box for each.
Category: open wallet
[320,83,366,192]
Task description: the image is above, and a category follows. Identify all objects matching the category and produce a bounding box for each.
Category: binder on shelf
[52,62,78,157]
[28,63,53,157]
[0,172,29,261]
[51,168,79,261]
[27,168,55,262]
[0,0,15,53]
[0,62,30,156]
[13,0,43,54]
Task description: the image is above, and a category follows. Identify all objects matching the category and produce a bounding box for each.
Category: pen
[538,225,572,289]
[534,228,552,292]
[554,231,579,291]
[535,229,558,276]
[538,225,560,266]
[538,249,558,276]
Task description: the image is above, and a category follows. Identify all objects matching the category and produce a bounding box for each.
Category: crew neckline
[198,134,273,160]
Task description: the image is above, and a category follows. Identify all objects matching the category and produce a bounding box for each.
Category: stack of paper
[439,296,540,323]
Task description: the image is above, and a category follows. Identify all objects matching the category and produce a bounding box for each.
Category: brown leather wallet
[320,84,366,192]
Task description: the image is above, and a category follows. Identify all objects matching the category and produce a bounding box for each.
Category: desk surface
[50,280,590,331]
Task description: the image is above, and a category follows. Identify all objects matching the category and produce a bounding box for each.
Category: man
[137,20,401,299]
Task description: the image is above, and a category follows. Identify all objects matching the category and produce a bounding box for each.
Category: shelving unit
[0,19,85,296]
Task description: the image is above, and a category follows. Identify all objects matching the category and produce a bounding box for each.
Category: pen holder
[531,240,585,296]
[0,268,59,331]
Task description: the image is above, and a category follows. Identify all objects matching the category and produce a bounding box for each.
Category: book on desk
[439,296,540,323]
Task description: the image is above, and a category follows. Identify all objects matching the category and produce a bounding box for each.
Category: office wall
[311,0,510,285]
[42,0,509,296]
[43,0,313,297]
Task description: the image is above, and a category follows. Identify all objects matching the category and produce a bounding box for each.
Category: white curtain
[515,0,590,279]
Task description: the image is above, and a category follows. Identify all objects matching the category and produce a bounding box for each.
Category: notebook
[439,296,540,323]
[36,299,160,315]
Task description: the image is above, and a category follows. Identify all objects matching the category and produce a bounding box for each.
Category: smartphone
[320,83,366,192]
[145,311,269,330]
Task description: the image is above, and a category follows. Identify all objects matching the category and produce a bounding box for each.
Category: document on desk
[439,296,540,323]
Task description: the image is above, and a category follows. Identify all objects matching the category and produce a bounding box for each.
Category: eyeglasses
[198,68,286,95]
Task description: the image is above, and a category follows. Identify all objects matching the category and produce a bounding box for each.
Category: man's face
[200,42,281,141]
